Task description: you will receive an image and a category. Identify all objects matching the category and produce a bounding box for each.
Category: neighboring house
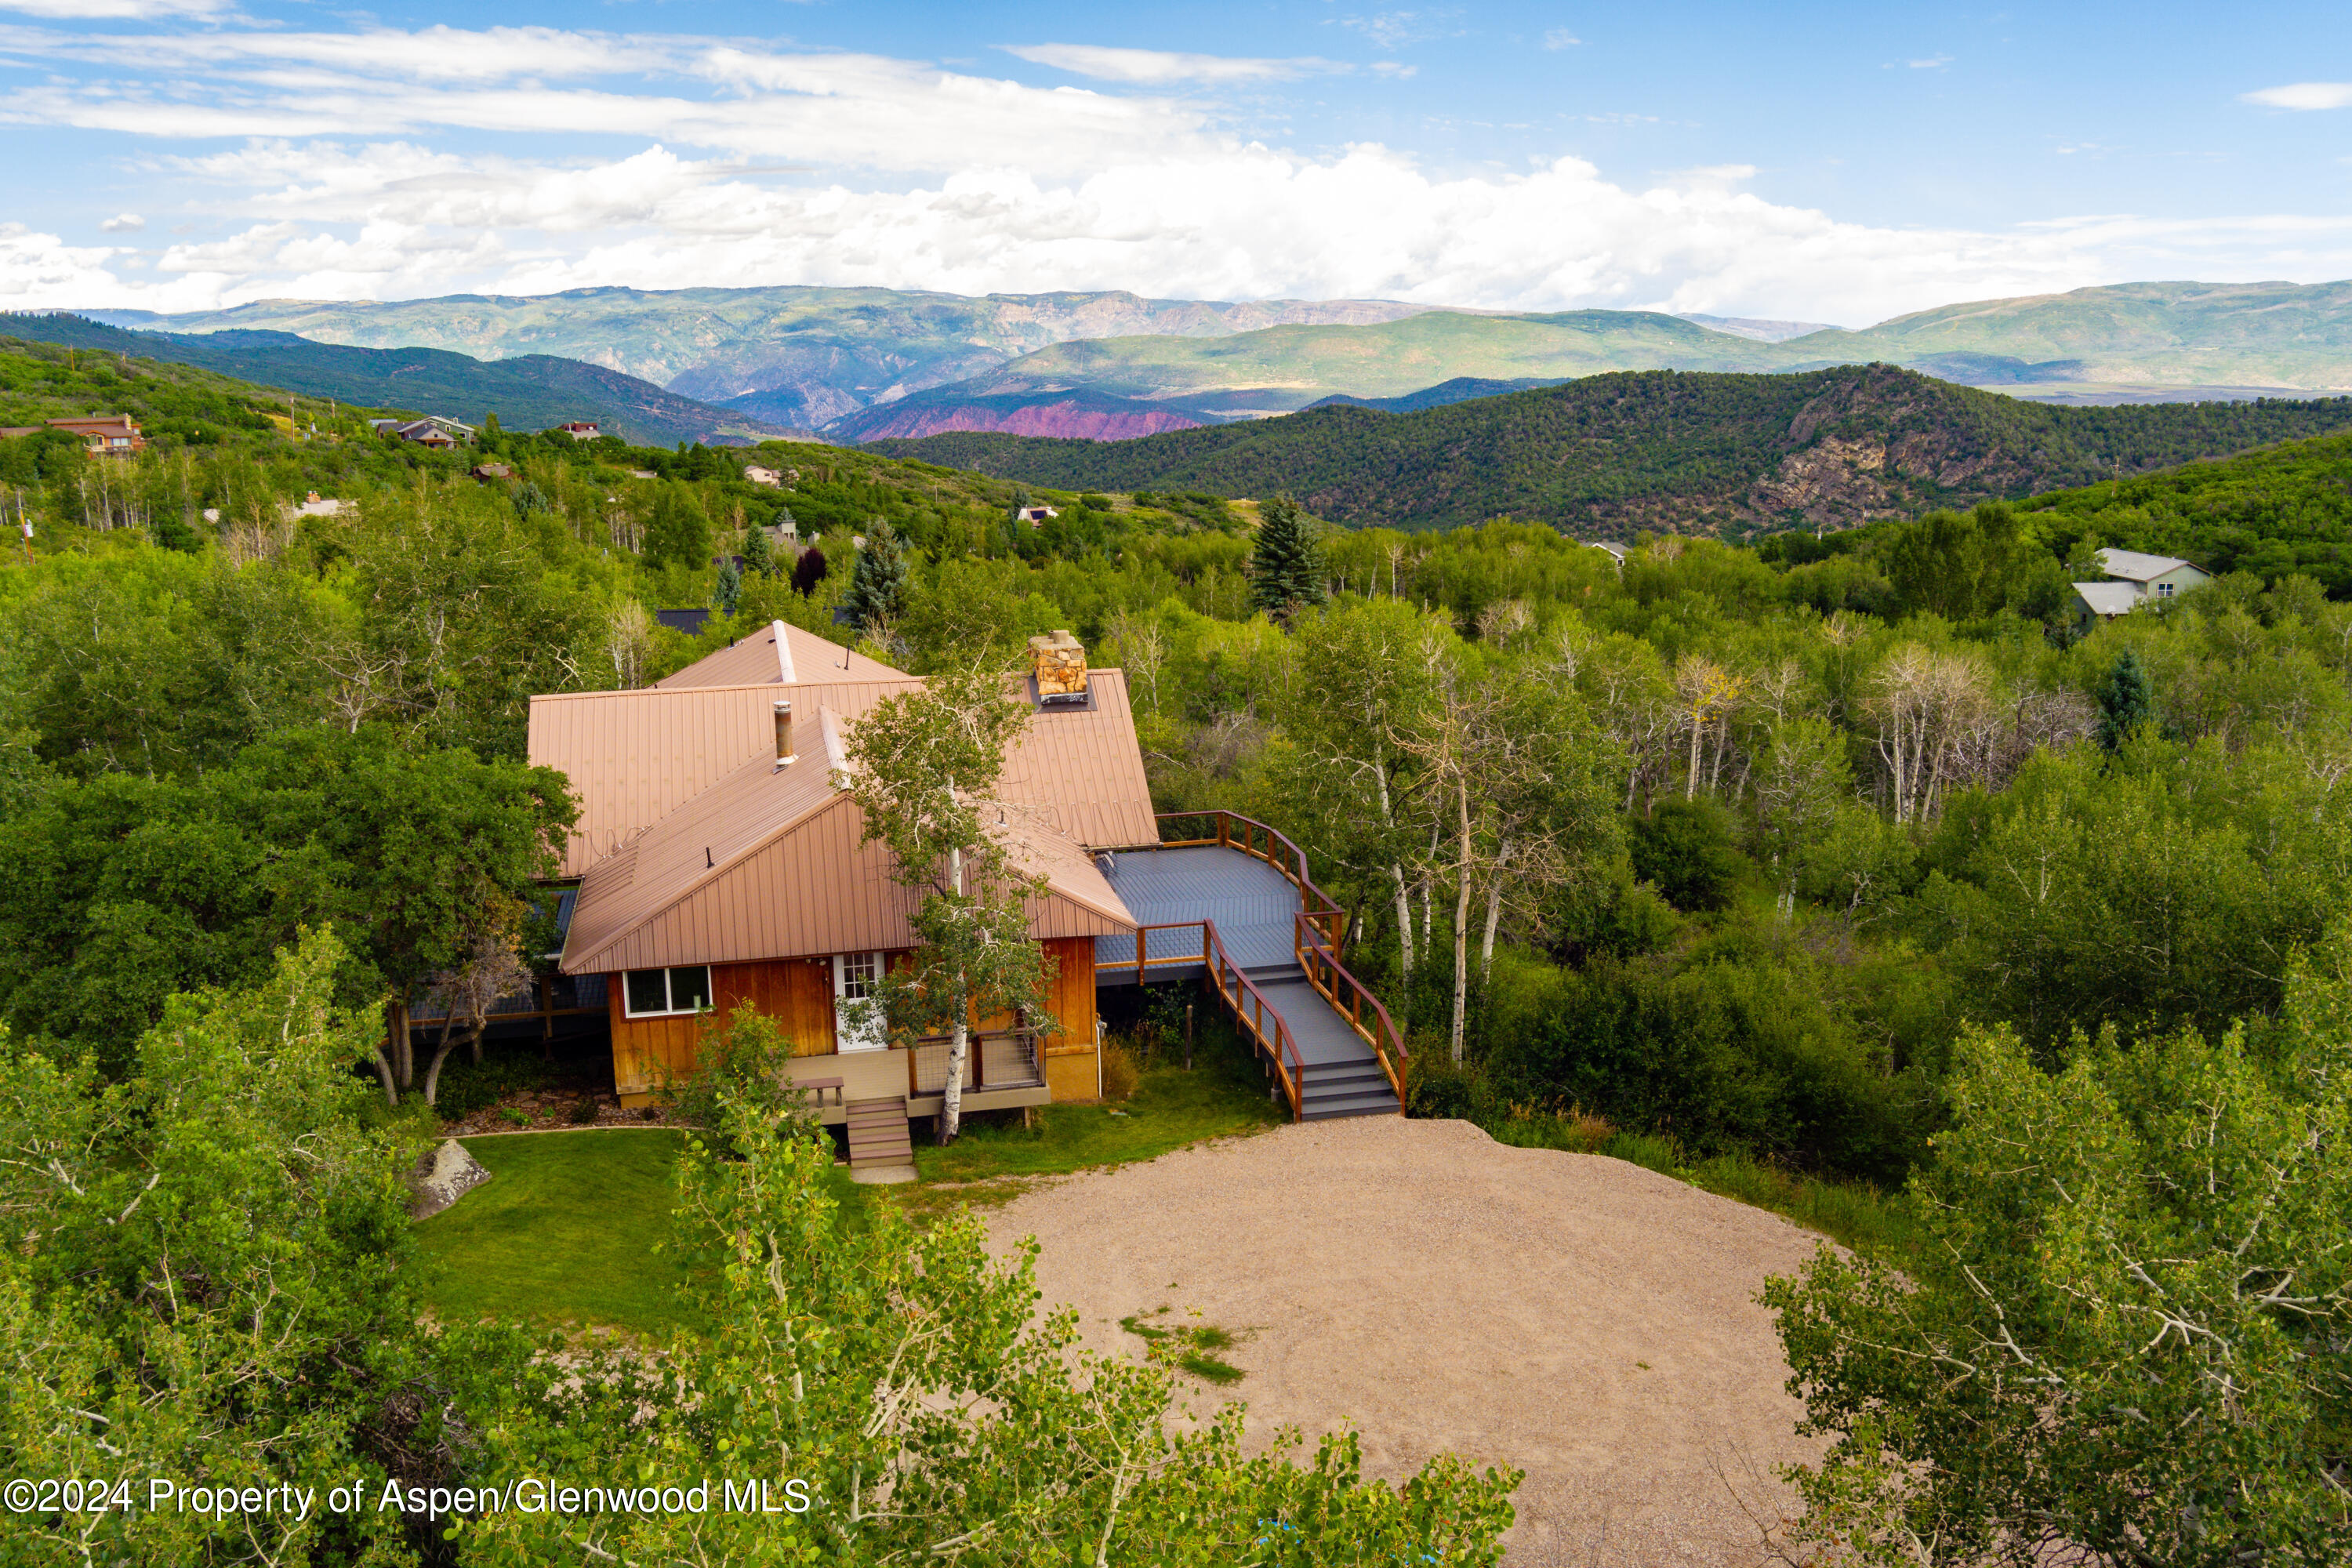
[370,416,475,448]
[557,421,602,439]
[1015,506,1060,524]
[288,492,348,518]
[1585,540,1628,570]
[0,415,145,456]
[2071,548,2212,632]
[653,608,711,637]
[524,624,1159,1116]
[743,464,783,488]
[471,463,513,481]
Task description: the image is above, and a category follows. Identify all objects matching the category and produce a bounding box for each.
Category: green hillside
[946,310,1792,414]
[1784,279,2352,389]
[96,287,1431,429]
[2015,429,2352,591]
[0,314,802,448]
[873,366,2352,535]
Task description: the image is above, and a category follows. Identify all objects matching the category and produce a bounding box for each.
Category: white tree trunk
[1479,841,1509,981]
[1375,757,1414,982]
[940,844,968,1142]
[940,1013,969,1144]
[1450,777,1472,1065]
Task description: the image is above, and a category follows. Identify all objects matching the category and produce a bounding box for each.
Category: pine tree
[1250,492,1327,624]
[740,519,775,578]
[2095,646,2154,751]
[842,518,909,628]
[713,558,742,619]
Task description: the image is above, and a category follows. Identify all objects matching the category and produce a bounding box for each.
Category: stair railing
[1294,913,1410,1110]
[1133,917,1305,1121]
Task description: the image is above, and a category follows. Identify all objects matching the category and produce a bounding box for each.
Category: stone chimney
[773,699,797,767]
[1027,630,1087,699]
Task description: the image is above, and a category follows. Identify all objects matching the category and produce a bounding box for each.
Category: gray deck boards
[1098,848,1393,1109]
[1095,845,1301,974]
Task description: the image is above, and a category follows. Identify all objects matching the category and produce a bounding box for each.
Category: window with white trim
[2157,581,2176,598]
[622,965,713,1018]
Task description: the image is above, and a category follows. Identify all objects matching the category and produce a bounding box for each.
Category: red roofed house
[0,415,146,456]
[468,620,1404,1171]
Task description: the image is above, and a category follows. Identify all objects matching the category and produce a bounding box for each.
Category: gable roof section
[2096,548,2204,583]
[530,670,1158,877]
[655,619,905,690]
[531,676,923,877]
[560,742,1135,975]
[2074,581,2142,616]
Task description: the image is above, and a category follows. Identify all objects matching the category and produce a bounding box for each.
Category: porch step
[1300,1062,1401,1120]
[844,1095,916,1183]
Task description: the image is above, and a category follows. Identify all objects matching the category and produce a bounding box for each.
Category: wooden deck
[1096,820,1405,1121]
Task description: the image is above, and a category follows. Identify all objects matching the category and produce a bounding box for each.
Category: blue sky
[1,1,2347,322]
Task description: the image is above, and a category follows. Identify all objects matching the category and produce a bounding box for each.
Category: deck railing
[1134,918,1307,1121]
[1156,811,1345,951]
[903,1028,1043,1097]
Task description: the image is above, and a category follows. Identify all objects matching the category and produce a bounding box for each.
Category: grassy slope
[873,366,2352,532]
[959,310,1794,410]
[0,314,799,447]
[0,332,377,438]
[1784,279,2352,388]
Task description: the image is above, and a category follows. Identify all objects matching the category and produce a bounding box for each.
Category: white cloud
[1907,54,1953,69]
[23,135,2350,330]
[1338,11,1455,51]
[98,211,143,230]
[1542,30,1581,51]
[2244,82,2352,111]
[5,18,2350,328]
[0,0,235,16]
[1000,43,1341,84]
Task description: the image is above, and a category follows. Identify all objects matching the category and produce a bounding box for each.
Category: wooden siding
[1040,936,1098,1055]
[607,956,842,1094]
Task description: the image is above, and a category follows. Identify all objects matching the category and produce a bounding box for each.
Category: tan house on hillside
[526,622,1158,1118]
[0,415,144,456]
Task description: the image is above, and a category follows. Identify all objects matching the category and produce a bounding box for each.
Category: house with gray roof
[2071,548,2211,633]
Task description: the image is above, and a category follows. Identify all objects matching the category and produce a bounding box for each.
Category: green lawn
[416,1129,697,1335]
[913,1019,1287,1186]
[413,1014,1287,1331]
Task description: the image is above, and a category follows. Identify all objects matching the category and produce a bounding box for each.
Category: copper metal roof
[654,619,905,689]
[559,710,1136,975]
[530,670,1158,878]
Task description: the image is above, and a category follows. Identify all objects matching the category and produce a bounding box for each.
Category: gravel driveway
[989,1116,1831,1566]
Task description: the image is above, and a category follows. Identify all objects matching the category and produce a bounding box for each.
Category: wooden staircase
[845,1095,916,1184]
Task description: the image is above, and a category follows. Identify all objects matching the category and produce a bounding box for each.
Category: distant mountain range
[0,314,803,447]
[85,287,1430,432]
[868,365,2352,535]
[74,278,2352,446]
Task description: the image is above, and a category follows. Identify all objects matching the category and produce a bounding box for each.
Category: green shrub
[568,1095,601,1125]
[430,1047,554,1120]
[1629,795,1748,912]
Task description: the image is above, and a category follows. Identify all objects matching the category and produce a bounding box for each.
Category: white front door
[833,952,887,1052]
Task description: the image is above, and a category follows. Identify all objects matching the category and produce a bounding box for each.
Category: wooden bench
[794,1076,846,1112]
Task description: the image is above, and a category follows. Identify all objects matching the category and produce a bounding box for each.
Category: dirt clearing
[989,1116,1831,1566]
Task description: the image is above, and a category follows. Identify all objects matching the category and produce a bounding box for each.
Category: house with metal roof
[2071,548,2212,633]
[471,619,1406,1173]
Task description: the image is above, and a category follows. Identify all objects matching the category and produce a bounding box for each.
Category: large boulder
[408,1138,491,1220]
